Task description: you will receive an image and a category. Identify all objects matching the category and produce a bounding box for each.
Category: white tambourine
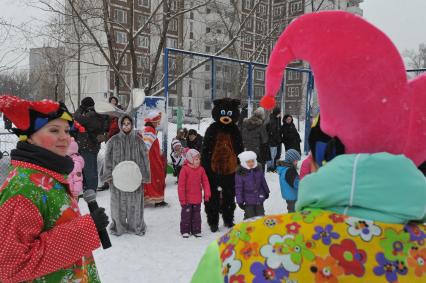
[112,161,142,192]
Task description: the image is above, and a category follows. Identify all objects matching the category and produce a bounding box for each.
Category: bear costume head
[212,98,240,126]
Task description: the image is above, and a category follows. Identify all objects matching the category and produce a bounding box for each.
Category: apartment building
[64,0,363,117]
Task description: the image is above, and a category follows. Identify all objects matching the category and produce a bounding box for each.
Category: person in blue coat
[276,149,301,212]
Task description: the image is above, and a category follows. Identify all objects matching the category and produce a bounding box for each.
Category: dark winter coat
[235,165,270,205]
[281,115,301,153]
[266,109,282,146]
[187,134,203,152]
[73,106,107,154]
[241,114,268,158]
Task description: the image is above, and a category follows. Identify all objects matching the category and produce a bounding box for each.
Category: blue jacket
[276,161,299,200]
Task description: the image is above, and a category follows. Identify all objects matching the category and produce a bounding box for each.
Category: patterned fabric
[0,162,101,282]
[194,209,426,282]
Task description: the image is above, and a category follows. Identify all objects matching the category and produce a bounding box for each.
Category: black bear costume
[201,98,244,232]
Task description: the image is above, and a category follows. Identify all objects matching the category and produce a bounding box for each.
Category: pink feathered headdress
[261,11,425,166]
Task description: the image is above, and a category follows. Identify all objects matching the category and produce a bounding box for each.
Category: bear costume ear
[231,99,241,107]
[213,99,223,107]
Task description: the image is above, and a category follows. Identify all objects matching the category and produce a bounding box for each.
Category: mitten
[90,207,109,231]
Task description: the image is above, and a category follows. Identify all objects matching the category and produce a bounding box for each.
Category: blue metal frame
[163,47,314,159]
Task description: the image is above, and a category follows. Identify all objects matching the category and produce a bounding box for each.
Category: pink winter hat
[67,137,79,155]
[261,11,426,166]
[184,148,200,164]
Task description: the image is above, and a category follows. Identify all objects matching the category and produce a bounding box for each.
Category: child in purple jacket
[235,151,270,219]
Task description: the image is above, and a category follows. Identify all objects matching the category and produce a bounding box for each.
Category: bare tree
[404,43,426,70]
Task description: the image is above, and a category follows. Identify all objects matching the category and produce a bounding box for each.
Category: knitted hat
[185,148,200,164]
[238,151,258,170]
[144,110,162,123]
[260,11,426,166]
[285,149,301,163]
[0,95,74,141]
[171,139,182,150]
[67,137,79,155]
[81,97,95,108]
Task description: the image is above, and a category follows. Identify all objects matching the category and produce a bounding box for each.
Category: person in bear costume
[201,98,244,232]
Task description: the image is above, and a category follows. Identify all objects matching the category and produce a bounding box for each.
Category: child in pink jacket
[67,137,85,199]
[178,149,211,238]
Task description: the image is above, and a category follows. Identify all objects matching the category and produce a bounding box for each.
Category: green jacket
[0,160,101,282]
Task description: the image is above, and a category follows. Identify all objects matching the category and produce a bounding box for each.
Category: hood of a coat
[118,114,134,134]
[243,115,264,130]
[296,153,426,224]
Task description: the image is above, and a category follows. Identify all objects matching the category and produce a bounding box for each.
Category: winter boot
[193,233,202,238]
[155,201,169,208]
[210,224,219,232]
[182,233,190,238]
[224,222,235,228]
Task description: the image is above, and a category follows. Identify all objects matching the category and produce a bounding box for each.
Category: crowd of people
[0,10,425,283]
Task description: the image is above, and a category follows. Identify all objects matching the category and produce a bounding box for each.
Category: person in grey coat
[102,114,151,236]
[241,107,269,168]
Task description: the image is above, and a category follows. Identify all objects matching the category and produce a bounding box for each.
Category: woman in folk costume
[102,114,150,236]
[143,110,167,207]
[0,96,109,282]
[192,11,426,283]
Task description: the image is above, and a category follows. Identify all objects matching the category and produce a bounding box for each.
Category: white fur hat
[238,151,258,169]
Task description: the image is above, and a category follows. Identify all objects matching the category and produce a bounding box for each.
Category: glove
[90,207,109,232]
[238,203,245,210]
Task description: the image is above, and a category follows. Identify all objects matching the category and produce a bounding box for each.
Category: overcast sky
[1,0,425,69]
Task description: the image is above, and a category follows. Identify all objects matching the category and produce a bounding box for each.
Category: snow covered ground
[79,171,287,283]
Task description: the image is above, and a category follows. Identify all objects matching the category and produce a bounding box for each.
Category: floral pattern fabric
[0,163,100,282]
[215,209,426,282]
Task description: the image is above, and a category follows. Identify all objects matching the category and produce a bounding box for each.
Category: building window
[257,4,266,16]
[216,29,222,34]
[204,100,211,110]
[205,46,211,52]
[204,82,210,90]
[169,97,176,107]
[169,19,178,31]
[138,35,149,48]
[244,34,251,44]
[206,27,211,33]
[205,64,210,71]
[121,54,127,66]
[138,14,149,28]
[288,70,301,80]
[256,21,264,32]
[190,22,193,32]
[166,37,178,48]
[138,0,150,8]
[255,70,264,80]
[206,7,211,13]
[137,56,149,69]
[244,0,252,9]
[274,6,284,17]
[287,86,300,97]
[258,54,266,63]
[290,0,303,14]
[189,32,194,39]
[246,17,253,29]
[168,58,176,71]
[171,0,178,11]
[115,9,127,24]
[254,86,264,97]
[116,31,127,44]
[190,12,194,19]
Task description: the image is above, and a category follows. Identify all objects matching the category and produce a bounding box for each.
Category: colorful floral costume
[192,153,426,282]
[0,150,101,282]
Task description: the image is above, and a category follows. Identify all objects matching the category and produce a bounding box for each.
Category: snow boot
[155,201,169,208]
[182,233,190,238]
[224,222,235,228]
[210,224,219,232]
[193,233,202,238]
